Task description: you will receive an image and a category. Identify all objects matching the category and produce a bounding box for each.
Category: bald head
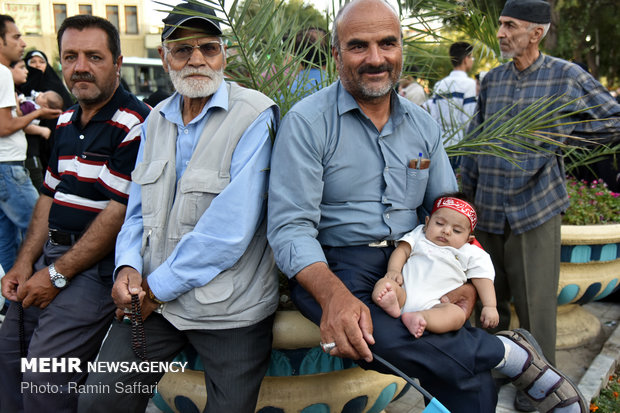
[331,0,401,52]
[331,0,403,103]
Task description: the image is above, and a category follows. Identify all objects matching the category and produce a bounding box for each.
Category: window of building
[79,4,92,15]
[125,5,138,34]
[4,3,42,35]
[106,6,119,30]
[53,4,67,33]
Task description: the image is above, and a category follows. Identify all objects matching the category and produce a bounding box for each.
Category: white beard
[500,50,516,60]
[168,65,224,98]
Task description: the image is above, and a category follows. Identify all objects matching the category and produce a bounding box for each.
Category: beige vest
[132,82,279,330]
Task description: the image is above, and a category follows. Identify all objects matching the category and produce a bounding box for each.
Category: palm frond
[448,95,611,167]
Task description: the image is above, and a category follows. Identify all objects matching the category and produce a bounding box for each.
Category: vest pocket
[132,160,168,217]
[194,272,234,304]
[178,169,223,226]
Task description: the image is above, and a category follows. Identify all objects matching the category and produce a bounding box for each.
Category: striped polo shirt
[42,85,150,234]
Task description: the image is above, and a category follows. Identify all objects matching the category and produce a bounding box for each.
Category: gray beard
[500,50,516,60]
[168,66,224,98]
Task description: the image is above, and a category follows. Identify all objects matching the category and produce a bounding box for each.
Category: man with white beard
[77,2,280,412]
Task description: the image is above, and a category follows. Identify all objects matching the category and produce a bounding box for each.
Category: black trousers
[290,245,505,413]
[77,312,275,413]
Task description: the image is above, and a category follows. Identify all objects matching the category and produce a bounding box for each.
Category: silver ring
[320,341,337,353]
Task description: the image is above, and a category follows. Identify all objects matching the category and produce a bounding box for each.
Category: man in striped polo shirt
[0,14,150,413]
[425,41,477,170]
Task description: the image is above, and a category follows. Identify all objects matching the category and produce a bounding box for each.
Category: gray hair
[529,22,550,40]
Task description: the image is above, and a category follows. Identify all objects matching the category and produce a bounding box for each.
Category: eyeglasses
[164,41,224,61]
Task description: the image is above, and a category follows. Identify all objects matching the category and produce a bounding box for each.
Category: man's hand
[296,262,375,363]
[38,107,63,120]
[440,283,477,319]
[112,267,158,321]
[17,266,60,309]
[112,266,145,313]
[1,262,33,302]
[319,288,375,362]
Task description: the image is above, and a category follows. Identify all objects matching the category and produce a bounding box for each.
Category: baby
[372,193,499,338]
[20,90,64,116]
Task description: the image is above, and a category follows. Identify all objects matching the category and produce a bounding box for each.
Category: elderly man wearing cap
[461,0,620,410]
[77,2,279,413]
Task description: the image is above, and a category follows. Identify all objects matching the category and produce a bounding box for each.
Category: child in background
[20,90,64,115]
[372,193,499,337]
[9,60,58,140]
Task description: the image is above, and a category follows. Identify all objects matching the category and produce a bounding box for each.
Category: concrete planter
[555,224,620,349]
[155,311,407,413]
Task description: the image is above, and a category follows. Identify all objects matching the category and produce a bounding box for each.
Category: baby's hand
[384,270,403,286]
[480,306,499,329]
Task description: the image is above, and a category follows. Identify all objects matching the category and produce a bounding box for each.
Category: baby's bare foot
[401,312,427,338]
[375,282,401,318]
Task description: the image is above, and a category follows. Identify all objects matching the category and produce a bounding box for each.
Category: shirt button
[386,213,390,219]
[79,134,85,140]
[382,196,387,202]
[184,129,189,135]
[384,167,389,172]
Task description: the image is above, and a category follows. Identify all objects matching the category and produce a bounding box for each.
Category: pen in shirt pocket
[408,153,431,170]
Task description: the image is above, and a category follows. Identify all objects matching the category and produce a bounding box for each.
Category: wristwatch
[148,286,166,305]
[147,286,166,314]
[48,263,69,289]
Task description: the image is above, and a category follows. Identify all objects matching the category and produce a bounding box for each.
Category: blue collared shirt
[289,67,326,99]
[267,80,457,278]
[115,81,276,301]
[461,54,620,235]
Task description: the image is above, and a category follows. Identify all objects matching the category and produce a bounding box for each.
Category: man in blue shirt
[268,0,587,411]
[288,27,329,100]
[78,3,279,413]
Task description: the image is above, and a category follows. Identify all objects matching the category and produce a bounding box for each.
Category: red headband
[432,197,477,231]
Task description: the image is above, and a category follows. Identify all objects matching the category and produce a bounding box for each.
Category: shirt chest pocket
[132,160,168,218]
[404,167,429,208]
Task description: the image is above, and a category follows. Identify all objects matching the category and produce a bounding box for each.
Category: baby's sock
[495,336,582,413]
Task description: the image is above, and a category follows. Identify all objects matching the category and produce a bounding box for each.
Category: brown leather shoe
[497,329,588,413]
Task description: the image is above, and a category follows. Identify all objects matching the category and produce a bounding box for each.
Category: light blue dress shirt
[115,82,276,301]
[289,67,326,99]
[267,80,457,278]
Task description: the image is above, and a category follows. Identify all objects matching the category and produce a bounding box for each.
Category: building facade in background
[1,0,162,66]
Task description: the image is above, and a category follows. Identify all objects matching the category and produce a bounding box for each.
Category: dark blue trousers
[290,245,505,413]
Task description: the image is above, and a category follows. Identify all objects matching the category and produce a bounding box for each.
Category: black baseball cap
[161,1,222,42]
